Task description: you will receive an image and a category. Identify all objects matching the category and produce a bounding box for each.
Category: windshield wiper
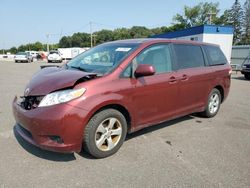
[68,65,103,76]
[69,65,87,72]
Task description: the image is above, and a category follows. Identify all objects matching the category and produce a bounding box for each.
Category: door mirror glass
[134,64,155,77]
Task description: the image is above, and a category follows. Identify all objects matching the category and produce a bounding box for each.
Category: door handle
[180,74,188,81]
[169,76,177,84]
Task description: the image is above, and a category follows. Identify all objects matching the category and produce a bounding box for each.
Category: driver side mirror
[134,64,155,78]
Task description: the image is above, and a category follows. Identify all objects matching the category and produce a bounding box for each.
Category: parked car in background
[47,50,63,63]
[14,52,33,63]
[25,51,39,59]
[241,56,250,80]
[13,39,231,158]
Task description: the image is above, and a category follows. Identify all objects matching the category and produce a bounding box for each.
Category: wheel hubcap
[95,117,122,151]
[208,93,219,114]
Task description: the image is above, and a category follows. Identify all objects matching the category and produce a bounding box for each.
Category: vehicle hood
[24,67,97,96]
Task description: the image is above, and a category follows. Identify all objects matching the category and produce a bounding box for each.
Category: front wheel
[83,109,127,158]
[201,88,221,118]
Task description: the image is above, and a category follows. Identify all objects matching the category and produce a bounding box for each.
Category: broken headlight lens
[38,88,86,107]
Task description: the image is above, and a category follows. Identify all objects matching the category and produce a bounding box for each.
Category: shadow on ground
[126,115,194,140]
[13,115,195,161]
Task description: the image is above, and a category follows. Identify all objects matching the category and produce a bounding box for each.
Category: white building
[151,25,234,63]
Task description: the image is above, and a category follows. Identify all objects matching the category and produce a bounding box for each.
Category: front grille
[246,64,250,69]
[20,96,44,110]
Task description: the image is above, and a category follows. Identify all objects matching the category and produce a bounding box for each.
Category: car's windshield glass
[16,52,27,55]
[49,51,58,54]
[67,43,139,74]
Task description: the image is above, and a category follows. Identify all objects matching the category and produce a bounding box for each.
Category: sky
[0,0,244,49]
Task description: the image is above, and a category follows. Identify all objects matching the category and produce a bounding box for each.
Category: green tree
[17,45,27,52]
[9,47,17,54]
[59,36,72,48]
[150,27,164,35]
[228,0,244,44]
[94,29,113,45]
[71,32,90,47]
[113,28,131,40]
[30,42,44,51]
[173,2,220,28]
[129,26,153,38]
[213,10,231,25]
[242,0,250,44]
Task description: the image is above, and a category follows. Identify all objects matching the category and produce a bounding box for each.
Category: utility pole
[92,34,97,46]
[46,34,50,52]
[90,21,93,48]
[2,42,5,54]
[207,12,216,25]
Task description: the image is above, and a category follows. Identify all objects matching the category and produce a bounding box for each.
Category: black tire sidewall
[205,88,221,118]
[84,109,127,158]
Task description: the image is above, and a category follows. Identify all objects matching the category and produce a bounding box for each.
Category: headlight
[38,88,86,107]
[242,65,246,69]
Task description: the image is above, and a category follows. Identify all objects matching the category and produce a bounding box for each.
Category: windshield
[49,51,58,54]
[16,52,27,55]
[67,43,139,74]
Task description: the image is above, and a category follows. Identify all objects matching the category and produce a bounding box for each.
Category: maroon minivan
[13,39,231,158]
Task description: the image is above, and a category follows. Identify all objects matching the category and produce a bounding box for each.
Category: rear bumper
[12,96,89,153]
[15,58,28,62]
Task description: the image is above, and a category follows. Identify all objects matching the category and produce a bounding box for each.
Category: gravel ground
[0,61,249,188]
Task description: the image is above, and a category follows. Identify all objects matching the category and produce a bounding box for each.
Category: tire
[201,88,221,118]
[244,74,250,80]
[83,109,127,158]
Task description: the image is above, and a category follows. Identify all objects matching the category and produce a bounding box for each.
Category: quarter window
[173,44,205,69]
[121,64,132,78]
[204,45,227,66]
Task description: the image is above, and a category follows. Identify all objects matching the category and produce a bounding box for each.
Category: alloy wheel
[95,117,122,151]
[208,93,220,114]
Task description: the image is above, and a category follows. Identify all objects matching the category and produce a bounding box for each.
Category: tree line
[2,0,249,54]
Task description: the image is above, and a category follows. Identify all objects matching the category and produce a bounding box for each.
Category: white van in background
[58,47,89,60]
[25,51,39,59]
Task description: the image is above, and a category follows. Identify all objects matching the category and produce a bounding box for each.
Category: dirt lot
[0,61,249,188]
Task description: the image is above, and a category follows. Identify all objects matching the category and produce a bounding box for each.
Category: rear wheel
[83,109,127,158]
[202,88,221,118]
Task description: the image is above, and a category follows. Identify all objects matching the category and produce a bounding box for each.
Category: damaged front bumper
[12,96,89,153]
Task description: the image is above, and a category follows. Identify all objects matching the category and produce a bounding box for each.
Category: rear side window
[173,44,205,69]
[204,45,227,66]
